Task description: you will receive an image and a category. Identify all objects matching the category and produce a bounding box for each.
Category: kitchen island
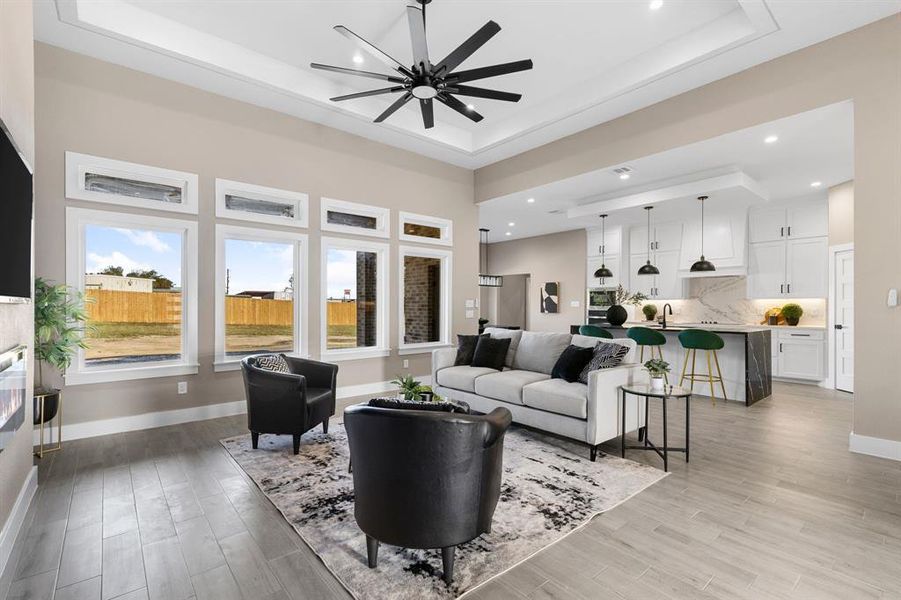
[572,322,772,405]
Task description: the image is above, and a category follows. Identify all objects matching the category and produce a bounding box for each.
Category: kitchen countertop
[574,322,827,335]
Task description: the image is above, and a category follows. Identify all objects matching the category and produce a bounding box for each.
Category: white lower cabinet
[774,329,825,380]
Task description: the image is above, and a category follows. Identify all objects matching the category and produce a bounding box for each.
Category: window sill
[320,348,391,362]
[65,362,200,385]
[214,353,311,372]
[398,344,453,356]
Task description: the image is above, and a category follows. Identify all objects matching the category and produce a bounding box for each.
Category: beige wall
[475,16,901,445]
[0,0,35,538]
[486,230,585,332]
[828,180,854,246]
[34,43,478,427]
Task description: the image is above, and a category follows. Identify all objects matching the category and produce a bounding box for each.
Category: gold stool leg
[689,349,697,392]
[37,396,45,459]
[639,345,645,363]
[680,349,691,386]
[707,350,716,406]
[713,351,727,401]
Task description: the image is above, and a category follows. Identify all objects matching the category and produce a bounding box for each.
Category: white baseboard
[849,432,901,462]
[33,377,429,444]
[0,466,38,579]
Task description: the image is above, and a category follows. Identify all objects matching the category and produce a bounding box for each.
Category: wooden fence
[86,289,358,327]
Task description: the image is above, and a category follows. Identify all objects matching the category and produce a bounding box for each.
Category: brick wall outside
[404,256,440,343]
[356,251,378,347]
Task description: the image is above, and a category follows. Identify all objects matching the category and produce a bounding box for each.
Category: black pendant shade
[690,195,716,273]
[593,213,614,279]
[637,206,658,276]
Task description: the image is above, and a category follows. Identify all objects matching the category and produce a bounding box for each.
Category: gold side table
[34,388,62,459]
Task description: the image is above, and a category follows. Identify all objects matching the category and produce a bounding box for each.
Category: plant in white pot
[643,358,670,391]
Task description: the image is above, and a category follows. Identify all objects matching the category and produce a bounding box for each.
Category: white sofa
[431,328,646,460]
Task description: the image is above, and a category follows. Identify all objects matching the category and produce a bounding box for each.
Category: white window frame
[215,178,309,228]
[398,211,453,246]
[320,197,390,239]
[65,207,199,384]
[398,246,453,355]
[320,236,390,361]
[65,151,199,214]
[213,225,309,372]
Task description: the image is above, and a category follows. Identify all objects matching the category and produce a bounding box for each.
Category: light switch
[570,300,580,308]
[465,299,475,308]
[889,288,899,307]
[466,309,475,318]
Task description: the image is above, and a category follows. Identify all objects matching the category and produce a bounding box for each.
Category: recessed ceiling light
[505,231,512,236]
[810,181,822,188]
[527,197,535,203]
[619,173,630,180]
[466,104,475,111]
[508,222,515,227]
[352,54,364,64]
[649,0,663,10]
[764,135,779,144]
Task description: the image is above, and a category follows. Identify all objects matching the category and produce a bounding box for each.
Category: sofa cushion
[572,335,637,364]
[435,366,497,393]
[522,379,588,419]
[512,331,573,374]
[482,327,522,368]
[474,370,551,405]
[454,334,486,366]
[551,344,594,382]
[578,342,631,384]
[472,336,512,371]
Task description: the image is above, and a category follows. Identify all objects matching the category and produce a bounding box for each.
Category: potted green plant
[391,373,423,400]
[644,358,670,391]
[33,278,90,426]
[642,303,658,322]
[608,285,648,327]
[781,303,803,326]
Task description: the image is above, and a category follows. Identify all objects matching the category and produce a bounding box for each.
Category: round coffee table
[620,383,692,472]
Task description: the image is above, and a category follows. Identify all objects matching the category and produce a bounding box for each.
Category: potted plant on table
[33,278,90,427]
[608,285,648,327]
[642,303,658,322]
[781,303,803,326]
[644,358,671,391]
[390,375,444,402]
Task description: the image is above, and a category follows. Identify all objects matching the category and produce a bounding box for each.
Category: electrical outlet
[402,359,409,369]
[177,381,187,395]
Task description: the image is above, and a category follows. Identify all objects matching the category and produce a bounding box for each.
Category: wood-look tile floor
[2,382,900,600]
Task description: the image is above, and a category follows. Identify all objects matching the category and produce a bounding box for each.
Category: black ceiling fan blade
[433,21,501,75]
[436,93,483,123]
[446,59,533,84]
[330,86,406,102]
[310,63,408,84]
[406,5,430,73]
[334,25,415,78]
[374,92,413,123]
[443,85,521,102]
[420,98,434,129]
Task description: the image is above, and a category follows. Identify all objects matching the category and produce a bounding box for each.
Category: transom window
[215,178,309,227]
[320,198,390,239]
[399,211,452,246]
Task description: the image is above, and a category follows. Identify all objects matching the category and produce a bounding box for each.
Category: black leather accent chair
[344,404,512,584]
[240,355,338,454]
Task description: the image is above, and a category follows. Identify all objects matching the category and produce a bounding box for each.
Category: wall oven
[586,288,616,326]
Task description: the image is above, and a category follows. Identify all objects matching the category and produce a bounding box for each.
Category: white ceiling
[35,0,899,168]
[479,101,853,241]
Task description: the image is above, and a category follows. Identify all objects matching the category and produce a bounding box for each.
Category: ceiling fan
[311,0,533,129]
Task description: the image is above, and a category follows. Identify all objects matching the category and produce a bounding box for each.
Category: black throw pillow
[368,397,470,414]
[551,344,595,383]
[471,336,512,371]
[455,334,487,365]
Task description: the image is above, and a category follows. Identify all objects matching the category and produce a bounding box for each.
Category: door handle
[787,226,792,236]
[835,324,843,330]
[780,284,784,294]
[779,343,783,352]
[780,226,784,237]
[787,283,791,293]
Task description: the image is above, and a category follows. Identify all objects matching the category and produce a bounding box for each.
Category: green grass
[226,324,293,336]
[87,322,180,339]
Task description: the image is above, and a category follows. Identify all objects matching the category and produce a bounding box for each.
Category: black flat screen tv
[0,124,33,301]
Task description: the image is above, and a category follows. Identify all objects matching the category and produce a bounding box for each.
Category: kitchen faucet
[661,303,673,329]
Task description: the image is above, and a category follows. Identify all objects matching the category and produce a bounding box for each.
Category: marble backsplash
[636,276,827,326]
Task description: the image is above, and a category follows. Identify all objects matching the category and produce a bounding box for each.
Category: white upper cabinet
[749,197,828,243]
[748,241,787,298]
[587,255,621,288]
[654,251,683,299]
[749,206,788,243]
[653,222,683,253]
[586,226,622,258]
[678,208,747,273]
[629,254,655,297]
[786,237,828,297]
[629,225,650,256]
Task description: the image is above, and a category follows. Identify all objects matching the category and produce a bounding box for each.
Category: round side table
[620,383,692,472]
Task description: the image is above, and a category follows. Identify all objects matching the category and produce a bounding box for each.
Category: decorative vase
[418,391,434,402]
[33,389,61,426]
[785,317,800,326]
[607,304,628,326]
[645,314,655,321]
[650,376,665,391]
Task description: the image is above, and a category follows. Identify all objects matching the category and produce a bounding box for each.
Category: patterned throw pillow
[255,354,291,374]
[578,342,630,384]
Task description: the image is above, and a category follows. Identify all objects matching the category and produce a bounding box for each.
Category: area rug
[220,423,666,599]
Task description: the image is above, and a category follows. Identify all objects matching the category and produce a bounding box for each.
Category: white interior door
[834,249,854,392]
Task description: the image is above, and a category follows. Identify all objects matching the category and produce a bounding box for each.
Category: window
[320,198,390,238]
[399,211,453,246]
[399,246,452,353]
[66,152,198,214]
[65,207,198,384]
[321,237,389,360]
[215,178,308,228]
[214,225,308,370]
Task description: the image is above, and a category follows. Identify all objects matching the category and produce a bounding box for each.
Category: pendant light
[593,214,614,279]
[690,195,716,272]
[478,228,503,287]
[637,206,659,276]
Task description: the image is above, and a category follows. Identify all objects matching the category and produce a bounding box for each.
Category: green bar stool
[579,325,613,339]
[678,329,727,405]
[626,327,667,376]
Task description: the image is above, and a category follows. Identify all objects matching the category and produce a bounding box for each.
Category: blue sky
[86,225,182,286]
[225,239,293,294]
[326,248,358,300]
